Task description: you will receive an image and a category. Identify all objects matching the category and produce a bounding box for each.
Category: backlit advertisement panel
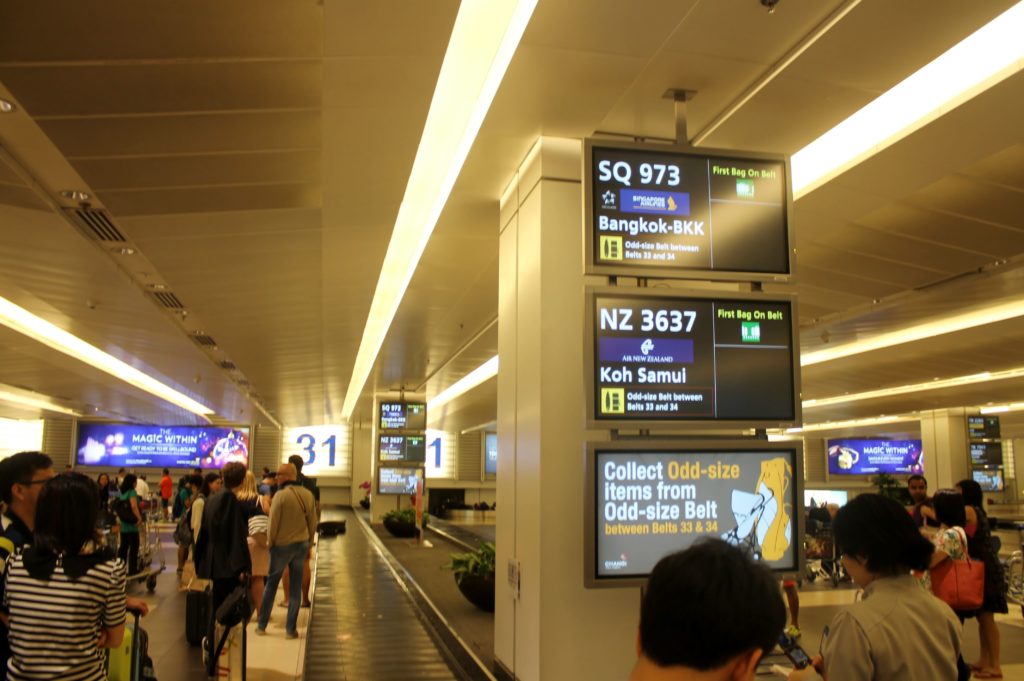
[826,439,923,475]
[76,423,249,469]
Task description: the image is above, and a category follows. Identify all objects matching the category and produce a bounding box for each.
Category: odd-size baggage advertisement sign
[586,443,803,586]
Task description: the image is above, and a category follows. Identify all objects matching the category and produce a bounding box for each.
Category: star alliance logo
[601,190,616,209]
[640,339,654,356]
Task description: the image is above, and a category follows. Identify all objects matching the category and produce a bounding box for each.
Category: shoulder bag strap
[289,485,308,516]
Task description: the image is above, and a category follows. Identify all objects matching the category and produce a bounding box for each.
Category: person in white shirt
[134,474,150,500]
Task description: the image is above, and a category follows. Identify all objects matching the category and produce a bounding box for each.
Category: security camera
[761,0,780,13]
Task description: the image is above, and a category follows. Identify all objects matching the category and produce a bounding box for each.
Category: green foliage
[382,508,429,525]
[443,542,496,585]
[383,508,416,524]
[870,473,902,499]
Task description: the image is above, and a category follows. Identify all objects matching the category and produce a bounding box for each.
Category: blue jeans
[258,540,309,634]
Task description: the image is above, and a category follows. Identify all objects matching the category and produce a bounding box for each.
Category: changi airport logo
[601,190,616,209]
[620,189,690,216]
[604,553,629,571]
[601,388,625,414]
[599,235,623,261]
[741,321,761,343]
[640,338,654,356]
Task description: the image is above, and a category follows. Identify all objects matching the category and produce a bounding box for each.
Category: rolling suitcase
[108,608,155,681]
[317,519,346,536]
[186,588,212,647]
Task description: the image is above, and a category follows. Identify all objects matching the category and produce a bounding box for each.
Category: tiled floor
[131,527,309,681]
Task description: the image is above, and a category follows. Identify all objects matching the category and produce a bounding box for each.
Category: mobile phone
[784,645,811,669]
[777,632,811,670]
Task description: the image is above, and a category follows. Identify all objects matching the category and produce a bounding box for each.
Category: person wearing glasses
[789,494,962,681]
[0,452,54,673]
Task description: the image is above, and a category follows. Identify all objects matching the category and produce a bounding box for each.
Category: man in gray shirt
[255,463,317,639]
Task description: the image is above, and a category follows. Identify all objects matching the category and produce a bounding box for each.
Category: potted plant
[870,472,902,500]
[382,508,418,538]
[358,480,371,509]
[444,542,496,612]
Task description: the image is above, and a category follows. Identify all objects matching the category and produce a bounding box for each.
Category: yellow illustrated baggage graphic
[721,457,792,562]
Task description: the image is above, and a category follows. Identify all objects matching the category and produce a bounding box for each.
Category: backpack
[112,494,138,525]
[172,489,185,519]
[173,507,194,546]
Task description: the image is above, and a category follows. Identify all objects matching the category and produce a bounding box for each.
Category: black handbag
[215,581,253,628]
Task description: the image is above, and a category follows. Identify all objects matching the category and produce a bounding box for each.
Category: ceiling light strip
[691,0,862,146]
[792,1,1024,197]
[980,403,1024,415]
[0,296,213,417]
[340,0,538,421]
[0,388,81,417]
[428,355,500,413]
[802,367,1024,408]
[787,414,919,433]
[801,299,1024,366]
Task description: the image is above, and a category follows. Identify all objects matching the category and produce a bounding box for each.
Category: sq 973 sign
[585,140,792,281]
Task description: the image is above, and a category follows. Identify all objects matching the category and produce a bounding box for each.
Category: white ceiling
[1,0,1023,441]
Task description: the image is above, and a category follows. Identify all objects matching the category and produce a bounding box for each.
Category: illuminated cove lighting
[0,296,213,417]
[802,367,1024,409]
[0,386,81,417]
[801,299,1024,366]
[785,414,919,433]
[791,1,1024,197]
[341,0,538,421]
[428,355,499,414]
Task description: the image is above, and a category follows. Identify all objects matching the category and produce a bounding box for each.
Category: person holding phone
[628,538,785,681]
[789,494,962,681]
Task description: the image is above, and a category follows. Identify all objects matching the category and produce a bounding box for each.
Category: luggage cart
[129,495,166,593]
[805,517,844,586]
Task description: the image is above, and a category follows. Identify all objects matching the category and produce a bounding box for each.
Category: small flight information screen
[591,292,796,423]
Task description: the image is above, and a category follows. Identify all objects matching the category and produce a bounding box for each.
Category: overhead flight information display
[379,401,427,432]
[588,290,799,426]
[968,415,1001,441]
[585,141,791,279]
[584,441,803,587]
[378,434,426,463]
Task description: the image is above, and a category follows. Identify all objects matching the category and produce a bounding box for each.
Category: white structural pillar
[495,138,637,681]
[919,408,970,490]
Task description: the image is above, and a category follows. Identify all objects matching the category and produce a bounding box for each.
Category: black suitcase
[318,519,346,536]
[186,589,211,646]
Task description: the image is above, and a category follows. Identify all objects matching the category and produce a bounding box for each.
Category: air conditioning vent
[66,208,126,242]
[219,361,236,370]
[193,335,217,347]
[152,292,184,309]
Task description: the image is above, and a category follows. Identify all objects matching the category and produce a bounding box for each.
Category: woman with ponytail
[789,494,963,681]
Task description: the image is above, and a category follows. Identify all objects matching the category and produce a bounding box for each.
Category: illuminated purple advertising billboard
[76,423,250,469]
[827,439,923,476]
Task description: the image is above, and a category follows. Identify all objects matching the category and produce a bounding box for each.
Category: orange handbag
[931,527,984,611]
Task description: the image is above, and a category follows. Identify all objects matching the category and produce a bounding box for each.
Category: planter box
[383,517,418,538]
[456,572,495,612]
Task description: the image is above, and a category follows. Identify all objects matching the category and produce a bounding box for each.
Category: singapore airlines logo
[640,339,654,356]
[601,190,616,209]
[667,196,677,212]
